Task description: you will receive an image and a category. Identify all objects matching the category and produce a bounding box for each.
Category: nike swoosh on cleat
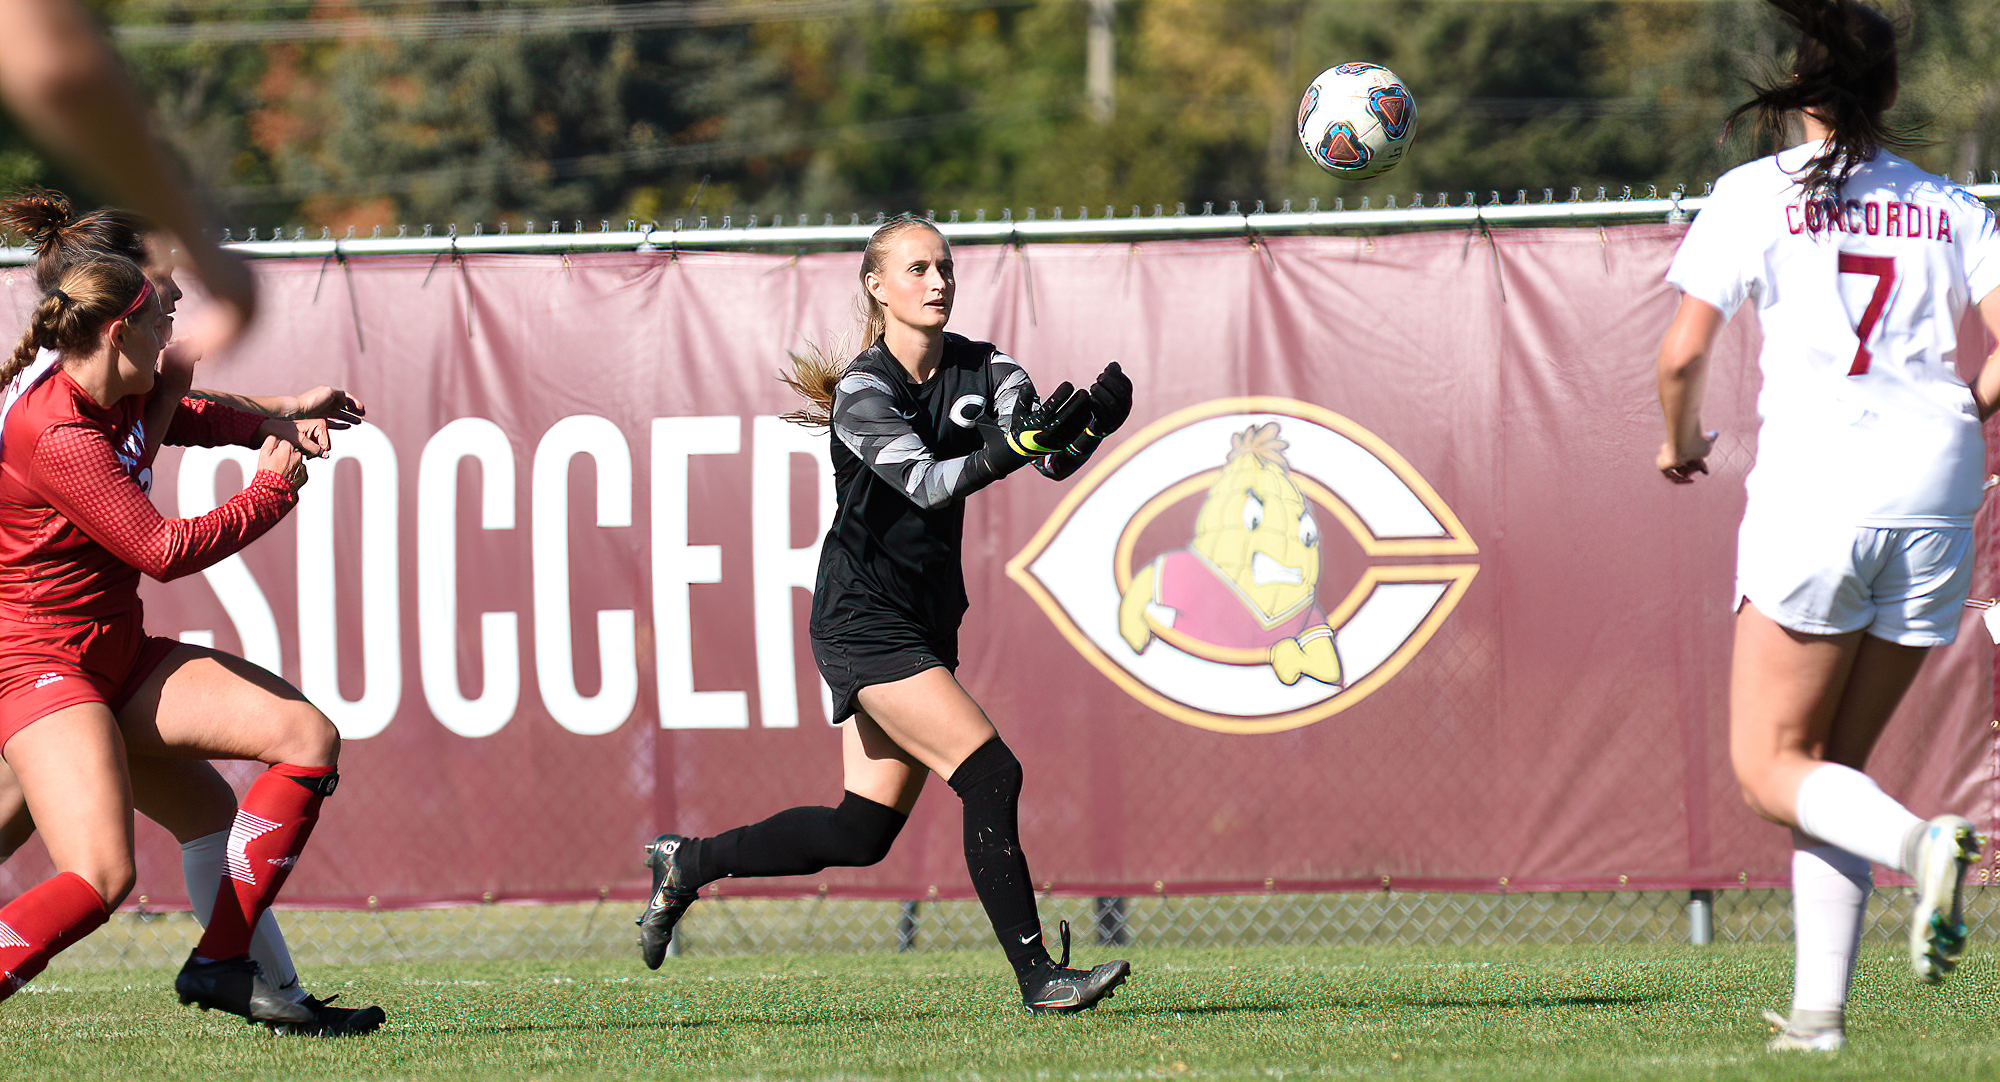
[1019,933,1039,945]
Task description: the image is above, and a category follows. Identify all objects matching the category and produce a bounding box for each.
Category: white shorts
[1735,515,1973,647]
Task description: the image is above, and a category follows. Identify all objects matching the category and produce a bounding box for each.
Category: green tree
[73,1,2000,232]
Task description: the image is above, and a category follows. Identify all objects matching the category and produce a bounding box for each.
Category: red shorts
[0,613,181,751]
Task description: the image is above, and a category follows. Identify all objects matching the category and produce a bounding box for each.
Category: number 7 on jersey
[1839,253,1896,376]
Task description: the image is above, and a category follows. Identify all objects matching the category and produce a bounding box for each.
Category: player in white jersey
[1656,0,2000,1053]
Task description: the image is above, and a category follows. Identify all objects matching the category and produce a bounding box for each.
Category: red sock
[194,763,333,961]
[0,872,110,1003]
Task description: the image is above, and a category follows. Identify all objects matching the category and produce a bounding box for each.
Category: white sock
[1793,763,1923,871]
[1791,833,1870,1017]
[181,829,308,1003]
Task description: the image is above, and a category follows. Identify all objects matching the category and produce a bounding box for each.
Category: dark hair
[2,254,154,389]
[0,188,150,291]
[780,213,945,428]
[1728,1,1913,205]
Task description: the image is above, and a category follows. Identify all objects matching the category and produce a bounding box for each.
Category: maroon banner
[0,224,1991,908]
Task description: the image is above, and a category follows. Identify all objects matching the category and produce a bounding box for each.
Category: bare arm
[1655,294,1726,483]
[0,2,254,353]
[172,395,338,458]
[149,343,355,457]
[1971,289,2000,421]
[188,386,365,427]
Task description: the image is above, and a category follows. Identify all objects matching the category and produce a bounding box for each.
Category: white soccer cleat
[1763,1009,1845,1052]
[1908,814,1980,984]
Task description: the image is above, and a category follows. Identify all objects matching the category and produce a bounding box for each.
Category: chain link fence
[42,888,2000,972]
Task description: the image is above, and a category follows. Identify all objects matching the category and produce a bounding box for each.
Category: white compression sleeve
[1793,763,1923,872]
[1790,834,1870,1016]
[180,829,225,927]
[181,829,306,1003]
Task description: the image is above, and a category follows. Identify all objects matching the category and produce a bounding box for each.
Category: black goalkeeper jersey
[812,333,1031,638]
[807,333,1103,721]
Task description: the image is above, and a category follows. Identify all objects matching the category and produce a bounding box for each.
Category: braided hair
[1728,1,1915,208]
[1,255,154,391]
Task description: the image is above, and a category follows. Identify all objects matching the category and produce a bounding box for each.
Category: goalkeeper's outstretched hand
[1084,362,1132,438]
[1006,381,1092,457]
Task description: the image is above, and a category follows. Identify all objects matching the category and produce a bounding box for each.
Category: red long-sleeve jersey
[0,369,296,621]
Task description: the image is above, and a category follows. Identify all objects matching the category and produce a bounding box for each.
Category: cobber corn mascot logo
[1008,398,1477,734]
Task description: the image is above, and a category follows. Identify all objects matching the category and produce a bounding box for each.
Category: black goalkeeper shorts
[809,545,965,724]
[810,612,958,725]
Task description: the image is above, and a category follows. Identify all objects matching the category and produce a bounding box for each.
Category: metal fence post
[1093,896,1128,946]
[896,900,920,952]
[1687,889,1714,945]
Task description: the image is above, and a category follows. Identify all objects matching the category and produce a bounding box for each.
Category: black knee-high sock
[684,792,906,888]
[947,737,1053,983]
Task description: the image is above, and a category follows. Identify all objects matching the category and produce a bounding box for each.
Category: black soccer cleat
[269,992,387,1037]
[175,953,316,1026]
[637,833,700,970]
[1020,921,1131,1015]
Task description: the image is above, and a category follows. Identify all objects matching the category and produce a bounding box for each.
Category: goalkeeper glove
[1005,381,1092,458]
[1082,361,1132,438]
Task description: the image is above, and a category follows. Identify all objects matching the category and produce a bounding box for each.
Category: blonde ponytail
[777,338,851,430]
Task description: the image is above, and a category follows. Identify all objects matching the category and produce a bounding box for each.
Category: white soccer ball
[1296,62,1416,181]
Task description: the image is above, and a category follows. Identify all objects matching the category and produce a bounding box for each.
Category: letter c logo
[949,394,986,428]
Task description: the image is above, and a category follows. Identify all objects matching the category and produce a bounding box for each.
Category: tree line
[13,1,1997,234]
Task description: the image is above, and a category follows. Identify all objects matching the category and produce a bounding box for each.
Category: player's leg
[859,667,1129,1013]
[1730,605,1939,871]
[1731,605,1886,1049]
[0,757,238,862]
[1841,531,1983,986]
[1744,614,1969,1048]
[127,756,378,1034]
[0,704,127,1002]
[0,762,36,861]
[0,748,361,1029]
[124,759,303,997]
[132,758,303,999]
[1728,604,1865,828]
[1767,633,1935,1050]
[637,716,921,968]
[1775,829,1868,1051]
[685,712,923,878]
[125,758,265,975]
[114,644,336,1026]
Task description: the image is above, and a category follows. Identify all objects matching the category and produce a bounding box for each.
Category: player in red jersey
[0,254,340,1028]
[0,191,380,1035]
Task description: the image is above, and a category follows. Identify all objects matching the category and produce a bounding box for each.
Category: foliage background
[17,1,2000,231]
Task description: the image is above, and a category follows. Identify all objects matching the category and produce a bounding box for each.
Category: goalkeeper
[636,213,1134,1014]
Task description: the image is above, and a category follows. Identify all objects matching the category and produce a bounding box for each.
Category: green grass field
[5,943,2000,1080]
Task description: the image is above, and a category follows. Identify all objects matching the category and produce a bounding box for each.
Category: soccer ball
[1296,62,1416,180]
